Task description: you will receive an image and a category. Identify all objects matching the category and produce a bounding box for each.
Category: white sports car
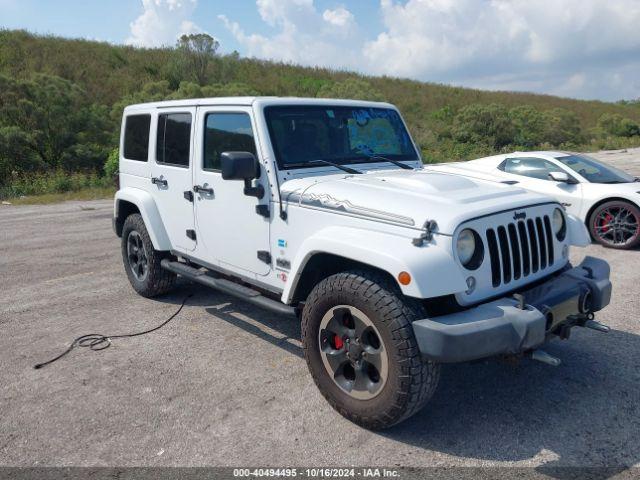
[428,151,640,249]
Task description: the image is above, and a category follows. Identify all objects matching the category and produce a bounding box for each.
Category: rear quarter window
[123,114,151,161]
[156,113,192,167]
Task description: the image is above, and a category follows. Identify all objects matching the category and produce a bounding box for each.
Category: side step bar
[161,260,297,317]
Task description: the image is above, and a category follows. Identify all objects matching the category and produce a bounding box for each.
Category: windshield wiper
[306,159,362,174]
[360,155,415,170]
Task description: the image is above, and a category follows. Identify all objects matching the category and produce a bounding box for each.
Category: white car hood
[281,168,554,234]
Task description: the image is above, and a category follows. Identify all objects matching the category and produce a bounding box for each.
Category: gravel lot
[1,166,639,472]
[589,147,640,176]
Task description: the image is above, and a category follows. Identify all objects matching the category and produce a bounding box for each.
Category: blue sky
[2,0,640,102]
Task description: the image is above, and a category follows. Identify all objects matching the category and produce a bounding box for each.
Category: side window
[156,113,192,167]
[502,157,559,181]
[123,114,151,161]
[203,113,257,171]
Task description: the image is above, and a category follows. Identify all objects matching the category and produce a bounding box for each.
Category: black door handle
[193,185,214,195]
[151,177,168,187]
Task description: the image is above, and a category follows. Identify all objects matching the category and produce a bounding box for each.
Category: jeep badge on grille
[513,211,527,220]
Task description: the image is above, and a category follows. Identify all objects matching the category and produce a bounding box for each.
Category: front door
[150,107,197,252]
[149,108,197,252]
[192,107,271,276]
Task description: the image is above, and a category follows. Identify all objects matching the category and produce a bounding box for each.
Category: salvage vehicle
[113,98,612,429]
[428,152,640,249]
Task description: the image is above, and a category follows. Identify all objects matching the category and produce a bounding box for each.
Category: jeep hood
[281,169,554,235]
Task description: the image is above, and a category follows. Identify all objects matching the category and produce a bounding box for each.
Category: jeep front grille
[486,215,555,287]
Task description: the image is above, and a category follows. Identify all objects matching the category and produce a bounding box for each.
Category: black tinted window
[502,157,560,181]
[555,154,634,184]
[156,113,192,167]
[203,113,257,171]
[123,114,151,161]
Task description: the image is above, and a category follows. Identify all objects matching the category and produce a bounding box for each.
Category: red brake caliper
[599,213,613,233]
[333,335,344,350]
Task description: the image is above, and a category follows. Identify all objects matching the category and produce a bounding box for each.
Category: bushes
[597,113,640,137]
[542,108,583,146]
[0,170,112,199]
[317,79,384,101]
[104,148,119,179]
[452,104,515,149]
[0,74,113,180]
[509,105,546,147]
[1,29,640,184]
[444,103,585,156]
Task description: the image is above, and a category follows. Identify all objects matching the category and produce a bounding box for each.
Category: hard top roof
[123,96,396,111]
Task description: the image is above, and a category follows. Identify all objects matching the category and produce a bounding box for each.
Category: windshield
[555,154,635,184]
[264,105,419,169]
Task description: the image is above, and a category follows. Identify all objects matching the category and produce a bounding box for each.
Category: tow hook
[584,319,610,333]
[530,349,561,367]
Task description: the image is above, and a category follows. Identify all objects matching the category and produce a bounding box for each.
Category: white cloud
[362,0,640,99]
[127,0,201,47]
[322,7,355,28]
[220,0,360,68]
[216,0,640,100]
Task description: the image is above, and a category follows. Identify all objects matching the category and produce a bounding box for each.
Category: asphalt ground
[0,199,639,475]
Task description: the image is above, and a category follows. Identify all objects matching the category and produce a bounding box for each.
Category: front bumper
[413,256,612,363]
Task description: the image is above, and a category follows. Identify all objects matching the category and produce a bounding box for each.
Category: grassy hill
[1,29,639,199]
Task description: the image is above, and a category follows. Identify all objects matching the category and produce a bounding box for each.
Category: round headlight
[457,229,483,269]
[552,208,566,240]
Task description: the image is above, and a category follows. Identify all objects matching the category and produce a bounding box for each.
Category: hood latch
[412,220,438,246]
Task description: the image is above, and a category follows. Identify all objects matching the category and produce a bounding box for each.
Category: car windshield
[555,154,635,184]
[264,105,419,169]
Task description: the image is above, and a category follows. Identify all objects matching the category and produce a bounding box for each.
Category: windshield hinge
[412,220,438,246]
[257,250,272,264]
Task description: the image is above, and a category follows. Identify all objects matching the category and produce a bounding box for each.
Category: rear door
[150,107,197,252]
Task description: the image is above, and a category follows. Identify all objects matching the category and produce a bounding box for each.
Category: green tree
[175,33,220,86]
[110,80,173,123]
[0,126,44,184]
[509,105,545,147]
[542,108,583,146]
[0,74,112,177]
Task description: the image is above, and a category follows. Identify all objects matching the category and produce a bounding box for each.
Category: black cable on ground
[34,293,193,369]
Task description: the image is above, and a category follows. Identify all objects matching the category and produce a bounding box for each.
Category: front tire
[301,270,440,429]
[588,200,640,249]
[121,214,176,297]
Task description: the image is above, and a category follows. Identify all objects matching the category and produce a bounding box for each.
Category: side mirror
[221,151,260,181]
[220,151,264,199]
[549,171,576,183]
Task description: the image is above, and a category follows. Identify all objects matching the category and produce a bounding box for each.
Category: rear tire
[301,269,440,430]
[588,200,640,249]
[121,214,176,297]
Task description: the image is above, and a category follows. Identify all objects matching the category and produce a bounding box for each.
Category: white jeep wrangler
[113,97,612,429]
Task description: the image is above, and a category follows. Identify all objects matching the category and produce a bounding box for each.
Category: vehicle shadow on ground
[159,283,639,477]
[382,328,640,478]
[159,282,304,359]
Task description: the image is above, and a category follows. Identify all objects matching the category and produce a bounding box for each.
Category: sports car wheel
[589,200,640,249]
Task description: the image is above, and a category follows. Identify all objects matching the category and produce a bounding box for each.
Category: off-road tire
[121,214,176,297]
[301,269,440,429]
[588,200,640,250]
